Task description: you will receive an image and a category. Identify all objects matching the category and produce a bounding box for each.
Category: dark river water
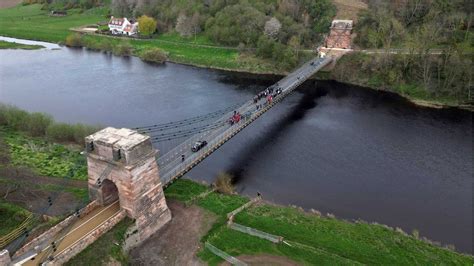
[0,46,472,253]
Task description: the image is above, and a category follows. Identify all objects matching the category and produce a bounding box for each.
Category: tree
[176,13,192,36]
[176,12,201,38]
[302,0,336,34]
[278,0,301,20]
[264,17,282,38]
[138,15,157,37]
[111,0,133,17]
[256,35,275,59]
[288,35,301,57]
[205,4,266,46]
[190,12,201,41]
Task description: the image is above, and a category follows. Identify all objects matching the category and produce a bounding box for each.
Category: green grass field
[0,201,33,237]
[0,4,278,73]
[0,40,44,49]
[0,4,107,43]
[164,179,473,265]
[2,128,88,180]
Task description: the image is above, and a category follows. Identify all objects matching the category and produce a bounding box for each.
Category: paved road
[20,201,121,266]
[157,56,332,185]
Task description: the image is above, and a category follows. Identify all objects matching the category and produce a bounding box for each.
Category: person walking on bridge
[181,154,185,162]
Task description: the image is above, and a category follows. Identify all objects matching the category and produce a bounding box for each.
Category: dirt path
[0,0,22,9]
[129,201,216,266]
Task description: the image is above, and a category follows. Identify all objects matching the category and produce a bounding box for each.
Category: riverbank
[325,52,473,111]
[0,40,43,50]
[70,178,474,264]
[0,4,471,110]
[115,179,473,265]
[1,115,472,262]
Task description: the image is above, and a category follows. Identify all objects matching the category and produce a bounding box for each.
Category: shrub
[1,105,29,131]
[138,15,157,37]
[65,34,83,47]
[28,112,53,136]
[139,48,168,64]
[72,124,101,144]
[113,42,133,56]
[412,229,420,239]
[46,123,75,142]
[215,172,234,194]
[0,104,100,144]
[98,39,113,52]
[82,38,101,51]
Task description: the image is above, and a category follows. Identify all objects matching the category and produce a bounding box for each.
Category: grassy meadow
[0,4,106,42]
[0,40,43,49]
[0,4,278,73]
[165,179,473,265]
[2,129,88,180]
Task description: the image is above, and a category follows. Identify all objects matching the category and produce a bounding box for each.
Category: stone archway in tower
[99,179,119,205]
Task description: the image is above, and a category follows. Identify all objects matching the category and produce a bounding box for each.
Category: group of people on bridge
[254,86,282,111]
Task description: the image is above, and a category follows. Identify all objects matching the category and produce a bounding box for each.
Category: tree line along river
[0,41,472,253]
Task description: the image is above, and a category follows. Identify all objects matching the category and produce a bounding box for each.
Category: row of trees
[110,0,336,70]
[353,0,472,103]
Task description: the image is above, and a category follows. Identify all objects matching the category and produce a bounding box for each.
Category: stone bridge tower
[86,127,171,242]
[325,20,353,49]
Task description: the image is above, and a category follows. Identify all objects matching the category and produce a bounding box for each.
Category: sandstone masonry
[325,20,353,49]
[86,127,171,243]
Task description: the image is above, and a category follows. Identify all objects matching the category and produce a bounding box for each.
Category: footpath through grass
[0,40,43,49]
[165,179,473,265]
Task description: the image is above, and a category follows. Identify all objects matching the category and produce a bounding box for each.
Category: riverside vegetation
[0,106,472,263]
[0,40,44,49]
[330,0,472,108]
[1,1,471,107]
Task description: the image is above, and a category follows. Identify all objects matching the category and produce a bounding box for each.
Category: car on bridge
[191,140,208,152]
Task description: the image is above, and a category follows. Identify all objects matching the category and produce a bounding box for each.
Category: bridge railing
[160,56,332,186]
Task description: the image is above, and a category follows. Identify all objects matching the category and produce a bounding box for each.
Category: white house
[108,16,139,36]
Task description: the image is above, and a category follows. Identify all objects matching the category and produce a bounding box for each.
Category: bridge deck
[11,56,331,265]
[157,56,332,186]
[19,201,121,265]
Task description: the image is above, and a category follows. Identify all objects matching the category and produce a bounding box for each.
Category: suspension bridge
[150,56,332,186]
[0,17,357,265]
[3,55,332,266]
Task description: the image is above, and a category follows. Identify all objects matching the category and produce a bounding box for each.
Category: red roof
[109,18,124,26]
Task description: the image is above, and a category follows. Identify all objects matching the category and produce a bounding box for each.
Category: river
[0,42,472,253]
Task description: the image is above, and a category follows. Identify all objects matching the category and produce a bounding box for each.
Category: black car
[191,140,208,152]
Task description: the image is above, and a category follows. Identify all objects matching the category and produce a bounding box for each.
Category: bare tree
[278,0,301,20]
[264,17,282,38]
[190,12,201,42]
[176,13,192,36]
